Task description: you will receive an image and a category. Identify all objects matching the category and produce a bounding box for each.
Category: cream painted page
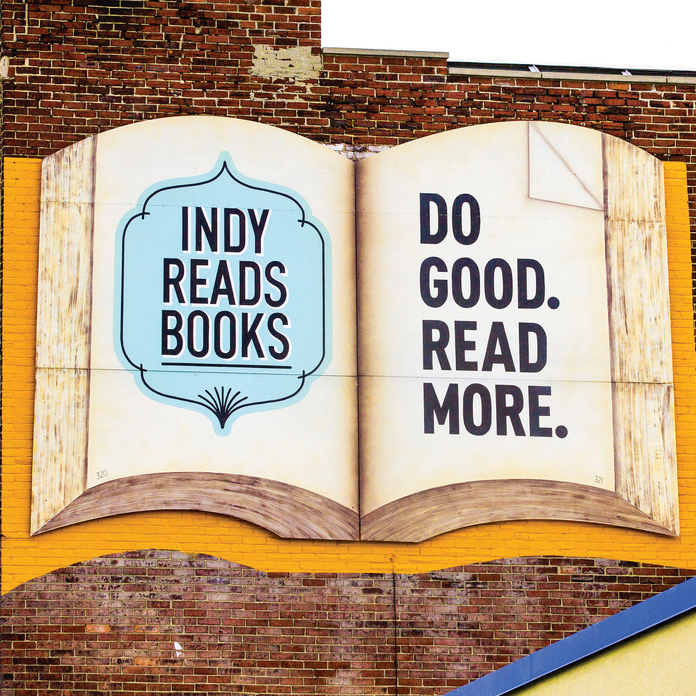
[356,122,615,517]
[87,117,359,513]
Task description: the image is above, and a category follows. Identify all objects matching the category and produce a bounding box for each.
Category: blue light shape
[115,153,330,434]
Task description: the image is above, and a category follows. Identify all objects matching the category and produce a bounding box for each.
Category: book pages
[87,117,359,512]
[357,122,615,517]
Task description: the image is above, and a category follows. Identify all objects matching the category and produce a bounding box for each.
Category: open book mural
[32,117,678,541]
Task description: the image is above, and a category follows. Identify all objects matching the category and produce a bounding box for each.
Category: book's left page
[32,116,359,539]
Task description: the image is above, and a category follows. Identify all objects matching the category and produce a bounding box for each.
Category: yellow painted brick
[3,156,696,593]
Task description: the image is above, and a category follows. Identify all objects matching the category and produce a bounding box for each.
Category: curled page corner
[528,121,604,210]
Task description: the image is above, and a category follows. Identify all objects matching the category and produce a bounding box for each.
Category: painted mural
[31,117,677,543]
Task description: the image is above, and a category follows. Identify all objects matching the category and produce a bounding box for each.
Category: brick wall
[2,553,695,696]
[3,3,696,696]
[0,0,323,157]
[2,2,695,285]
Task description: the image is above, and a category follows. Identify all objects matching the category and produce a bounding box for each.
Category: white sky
[322,0,696,71]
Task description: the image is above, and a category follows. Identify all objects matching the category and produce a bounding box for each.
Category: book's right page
[356,121,677,541]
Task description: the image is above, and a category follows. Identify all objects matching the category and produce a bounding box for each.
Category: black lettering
[454,321,477,371]
[451,257,480,308]
[268,313,290,360]
[420,256,448,307]
[422,320,451,371]
[482,322,515,372]
[189,259,209,305]
[518,259,545,309]
[214,311,236,359]
[181,206,190,252]
[210,260,237,306]
[163,258,186,304]
[249,209,271,254]
[420,193,448,244]
[529,385,553,437]
[264,261,288,307]
[241,312,265,359]
[195,207,218,252]
[223,208,246,252]
[495,384,526,436]
[462,383,492,436]
[187,310,210,358]
[239,261,261,306]
[519,323,547,373]
[484,258,513,309]
[451,193,481,245]
[423,382,459,434]
[161,310,184,355]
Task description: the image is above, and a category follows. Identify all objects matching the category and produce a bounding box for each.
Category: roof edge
[322,47,449,59]
[447,61,696,84]
[445,575,696,696]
